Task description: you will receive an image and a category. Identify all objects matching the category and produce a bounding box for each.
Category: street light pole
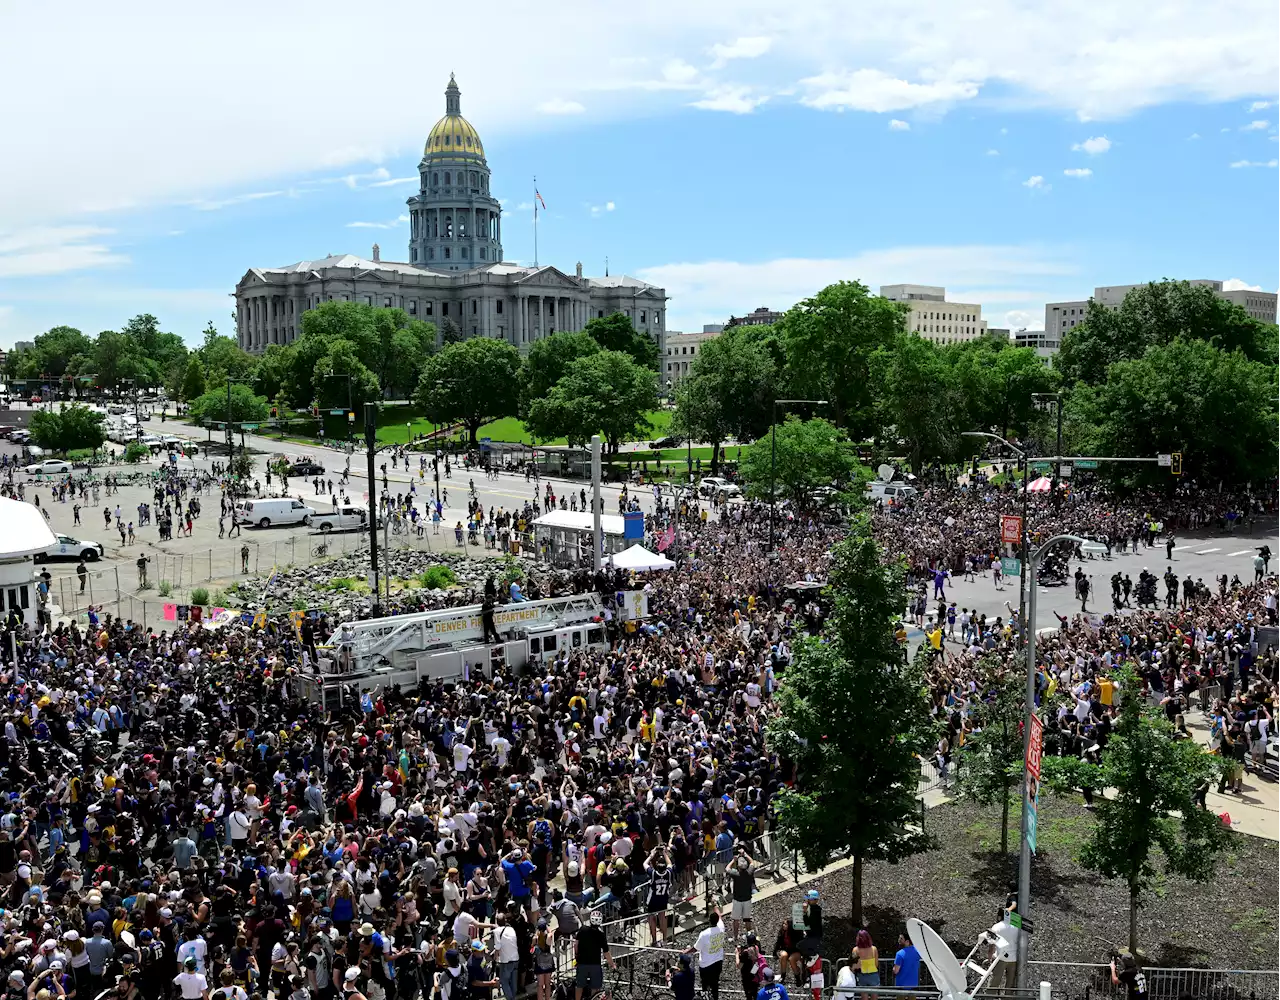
[1015,531,1091,987]
[768,398,828,552]
[962,430,1030,642]
[364,402,382,616]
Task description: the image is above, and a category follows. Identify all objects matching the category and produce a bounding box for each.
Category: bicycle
[312,541,330,558]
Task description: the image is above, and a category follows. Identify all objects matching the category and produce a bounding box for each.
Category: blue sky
[1,1,1276,347]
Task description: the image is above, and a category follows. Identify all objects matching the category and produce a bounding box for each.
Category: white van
[865,481,917,505]
[235,497,316,528]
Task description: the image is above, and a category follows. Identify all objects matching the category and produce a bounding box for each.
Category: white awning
[608,543,675,571]
[0,497,57,558]
[532,510,626,535]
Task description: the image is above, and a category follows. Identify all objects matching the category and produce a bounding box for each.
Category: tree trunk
[851,853,864,929]
[710,441,721,474]
[1128,886,1139,955]
[467,421,479,447]
[1000,781,1010,855]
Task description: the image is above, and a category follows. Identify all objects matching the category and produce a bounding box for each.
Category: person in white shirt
[492,912,521,1000]
[173,957,208,999]
[453,740,474,773]
[694,911,725,999]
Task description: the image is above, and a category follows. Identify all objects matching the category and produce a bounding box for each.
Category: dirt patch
[750,795,1278,973]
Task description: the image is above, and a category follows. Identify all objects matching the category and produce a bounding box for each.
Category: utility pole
[591,434,603,572]
[364,402,382,615]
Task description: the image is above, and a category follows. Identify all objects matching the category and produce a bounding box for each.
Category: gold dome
[424,114,484,158]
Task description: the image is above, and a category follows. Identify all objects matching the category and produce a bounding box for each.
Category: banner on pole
[1001,514,1023,545]
[1025,712,1043,853]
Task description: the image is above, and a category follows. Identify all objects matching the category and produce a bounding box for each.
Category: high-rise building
[879,284,987,344]
[233,76,667,355]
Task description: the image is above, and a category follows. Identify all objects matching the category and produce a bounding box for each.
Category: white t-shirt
[227,810,251,840]
[173,971,208,999]
[695,925,725,968]
[453,744,473,772]
[493,925,520,964]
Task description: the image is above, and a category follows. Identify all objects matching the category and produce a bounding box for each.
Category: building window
[442,302,449,315]
[365,295,373,306]
[408,300,417,316]
[411,248,418,262]
[444,248,451,259]
[425,302,433,316]
[496,300,503,314]
[433,172,439,185]
[444,172,451,185]
[472,326,477,335]
[480,248,487,259]
[445,216,453,238]
[461,247,469,259]
[428,247,435,260]
[640,311,646,323]
[598,310,604,318]
[472,300,477,314]
[384,297,392,308]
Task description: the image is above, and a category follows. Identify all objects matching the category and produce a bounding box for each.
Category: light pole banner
[1025,712,1043,853]
[1001,514,1023,544]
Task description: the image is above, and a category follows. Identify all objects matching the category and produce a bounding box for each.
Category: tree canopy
[737,417,858,505]
[526,350,658,452]
[414,338,521,444]
[518,332,601,418]
[29,404,107,454]
[583,312,659,370]
[766,516,934,926]
[188,384,270,425]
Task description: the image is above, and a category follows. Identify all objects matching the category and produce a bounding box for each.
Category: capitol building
[234,75,667,354]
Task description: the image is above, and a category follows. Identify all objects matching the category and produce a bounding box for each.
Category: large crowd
[0,455,1272,1000]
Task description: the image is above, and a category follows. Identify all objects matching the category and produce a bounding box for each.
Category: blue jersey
[758,984,790,1000]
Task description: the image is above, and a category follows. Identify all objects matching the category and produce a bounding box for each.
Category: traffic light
[1171,452,1183,476]
[270,406,278,419]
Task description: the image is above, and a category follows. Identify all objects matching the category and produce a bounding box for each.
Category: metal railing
[1030,962,1278,1000]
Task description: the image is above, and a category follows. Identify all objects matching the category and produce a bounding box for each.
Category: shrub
[190,586,209,606]
[156,581,173,597]
[123,441,149,464]
[210,589,231,607]
[419,564,458,590]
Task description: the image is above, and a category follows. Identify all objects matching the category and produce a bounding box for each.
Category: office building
[879,284,987,344]
[1046,280,1277,340]
[663,326,722,386]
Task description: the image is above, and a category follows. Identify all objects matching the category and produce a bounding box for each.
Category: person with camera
[1110,952,1148,1000]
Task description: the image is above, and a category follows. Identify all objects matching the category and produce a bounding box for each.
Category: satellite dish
[907,918,970,1000]
[877,463,895,483]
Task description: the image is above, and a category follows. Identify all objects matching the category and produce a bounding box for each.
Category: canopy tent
[1025,476,1053,493]
[608,543,675,572]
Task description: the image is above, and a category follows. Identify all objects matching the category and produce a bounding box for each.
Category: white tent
[609,543,675,572]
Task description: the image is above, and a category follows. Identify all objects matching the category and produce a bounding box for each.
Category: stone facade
[234,76,666,355]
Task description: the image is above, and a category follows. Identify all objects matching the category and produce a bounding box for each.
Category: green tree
[92,330,151,391]
[766,516,934,926]
[252,344,295,402]
[29,403,107,454]
[384,318,438,398]
[299,301,378,362]
[313,340,381,409]
[781,280,906,438]
[672,329,778,471]
[519,332,600,418]
[31,326,93,378]
[872,334,961,472]
[414,338,521,445]
[188,384,270,425]
[181,357,207,402]
[1057,280,1276,387]
[953,670,1026,854]
[121,314,188,391]
[1041,667,1230,953]
[526,350,658,452]
[737,417,857,505]
[583,312,659,369]
[1087,339,1278,485]
[197,324,256,385]
[440,316,465,346]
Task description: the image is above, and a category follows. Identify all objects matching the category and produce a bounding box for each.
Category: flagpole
[533,175,538,267]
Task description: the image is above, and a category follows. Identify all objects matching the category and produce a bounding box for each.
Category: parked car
[24,458,71,475]
[698,476,742,499]
[234,497,316,528]
[865,481,917,505]
[36,533,105,563]
[287,459,326,477]
[313,505,369,532]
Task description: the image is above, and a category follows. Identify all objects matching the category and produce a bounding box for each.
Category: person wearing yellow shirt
[927,627,944,656]
[1099,677,1115,707]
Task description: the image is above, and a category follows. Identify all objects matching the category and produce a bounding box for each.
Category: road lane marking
[1228,549,1251,557]
[1195,547,1221,554]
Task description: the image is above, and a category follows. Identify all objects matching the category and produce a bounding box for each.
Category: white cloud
[0,225,129,278]
[167,230,184,236]
[662,59,699,84]
[639,244,1080,333]
[800,68,979,113]
[1002,309,1035,330]
[1072,135,1112,154]
[986,148,1000,156]
[1249,100,1272,111]
[537,98,586,115]
[1063,167,1093,177]
[1222,278,1263,291]
[588,201,617,217]
[690,86,768,114]
[369,176,417,187]
[1,2,1277,234]
[345,214,409,229]
[1241,119,1269,130]
[708,36,772,68]
[1187,132,1200,139]
[1023,175,1045,188]
[186,190,284,211]
[1229,158,1279,167]
[888,118,910,131]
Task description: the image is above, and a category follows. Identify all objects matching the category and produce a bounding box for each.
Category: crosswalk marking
[1228,549,1252,557]
[1196,547,1221,554]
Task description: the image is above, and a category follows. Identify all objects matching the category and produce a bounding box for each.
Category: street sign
[1030,460,1052,471]
[1000,514,1023,544]
[1157,453,1172,467]
[1075,460,1098,470]
[329,409,345,416]
[1025,712,1043,854]
[241,423,259,430]
[1001,557,1021,577]
[1008,913,1035,933]
[1059,463,1073,478]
